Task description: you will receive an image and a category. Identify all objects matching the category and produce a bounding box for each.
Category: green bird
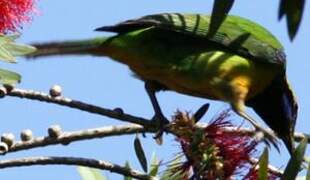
[27,13,298,155]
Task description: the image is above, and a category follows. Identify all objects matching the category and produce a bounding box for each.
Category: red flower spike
[0,0,36,33]
[204,111,258,178]
[171,110,259,179]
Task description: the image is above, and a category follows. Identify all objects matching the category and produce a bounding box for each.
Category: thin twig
[250,157,283,177]
[7,88,155,127]
[293,132,310,142]
[0,156,156,180]
[0,122,251,156]
[0,117,308,156]
[1,121,303,156]
[4,124,154,155]
[196,123,310,143]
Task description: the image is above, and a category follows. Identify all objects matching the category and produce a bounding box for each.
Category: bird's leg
[227,82,280,150]
[145,81,169,143]
[233,105,280,151]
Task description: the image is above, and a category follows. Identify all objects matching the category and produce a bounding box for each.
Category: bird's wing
[96,13,286,67]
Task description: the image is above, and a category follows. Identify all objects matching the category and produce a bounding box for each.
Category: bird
[26,13,298,155]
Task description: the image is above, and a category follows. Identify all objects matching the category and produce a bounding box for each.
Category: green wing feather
[96,13,286,67]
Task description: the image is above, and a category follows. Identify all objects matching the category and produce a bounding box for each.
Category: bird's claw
[151,114,169,145]
[254,128,280,152]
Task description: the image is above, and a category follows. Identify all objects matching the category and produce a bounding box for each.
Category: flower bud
[0,87,7,98]
[3,84,14,93]
[20,129,33,141]
[1,133,15,147]
[113,108,124,115]
[0,142,9,155]
[48,125,62,138]
[49,85,62,97]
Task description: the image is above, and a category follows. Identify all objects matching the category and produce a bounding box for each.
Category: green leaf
[306,161,310,180]
[77,166,106,180]
[124,161,132,180]
[283,137,307,180]
[134,134,148,173]
[5,43,36,57]
[148,152,160,176]
[0,46,15,62]
[0,35,17,63]
[194,103,209,123]
[278,0,286,20]
[208,0,235,38]
[278,0,305,40]
[0,68,21,85]
[0,34,36,63]
[161,155,186,180]
[296,176,306,180]
[4,34,20,41]
[258,148,269,180]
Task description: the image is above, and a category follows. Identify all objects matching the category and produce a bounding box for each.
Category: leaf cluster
[209,0,305,41]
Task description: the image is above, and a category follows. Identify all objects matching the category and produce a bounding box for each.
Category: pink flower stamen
[0,0,36,33]
[171,110,261,179]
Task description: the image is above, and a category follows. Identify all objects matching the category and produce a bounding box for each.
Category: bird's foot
[236,110,280,152]
[254,127,280,152]
[151,114,169,145]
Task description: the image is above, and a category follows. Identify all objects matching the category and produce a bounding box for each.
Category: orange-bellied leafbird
[27,13,298,155]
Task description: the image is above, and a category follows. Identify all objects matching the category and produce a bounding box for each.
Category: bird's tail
[26,37,110,59]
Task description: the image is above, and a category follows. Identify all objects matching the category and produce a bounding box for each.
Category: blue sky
[0,1,309,179]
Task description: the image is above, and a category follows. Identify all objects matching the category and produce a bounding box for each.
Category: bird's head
[247,74,298,155]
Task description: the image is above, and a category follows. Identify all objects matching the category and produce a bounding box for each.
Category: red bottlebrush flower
[0,0,36,33]
[170,110,258,179]
[204,111,258,178]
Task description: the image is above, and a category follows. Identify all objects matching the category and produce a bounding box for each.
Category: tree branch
[250,157,283,177]
[6,88,155,127]
[0,120,258,156]
[196,123,310,144]
[1,121,306,157]
[293,132,310,143]
[2,124,153,155]
[0,156,156,180]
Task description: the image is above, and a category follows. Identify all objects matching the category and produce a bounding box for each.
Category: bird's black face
[281,86,298,132]
[247,75,298,154]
